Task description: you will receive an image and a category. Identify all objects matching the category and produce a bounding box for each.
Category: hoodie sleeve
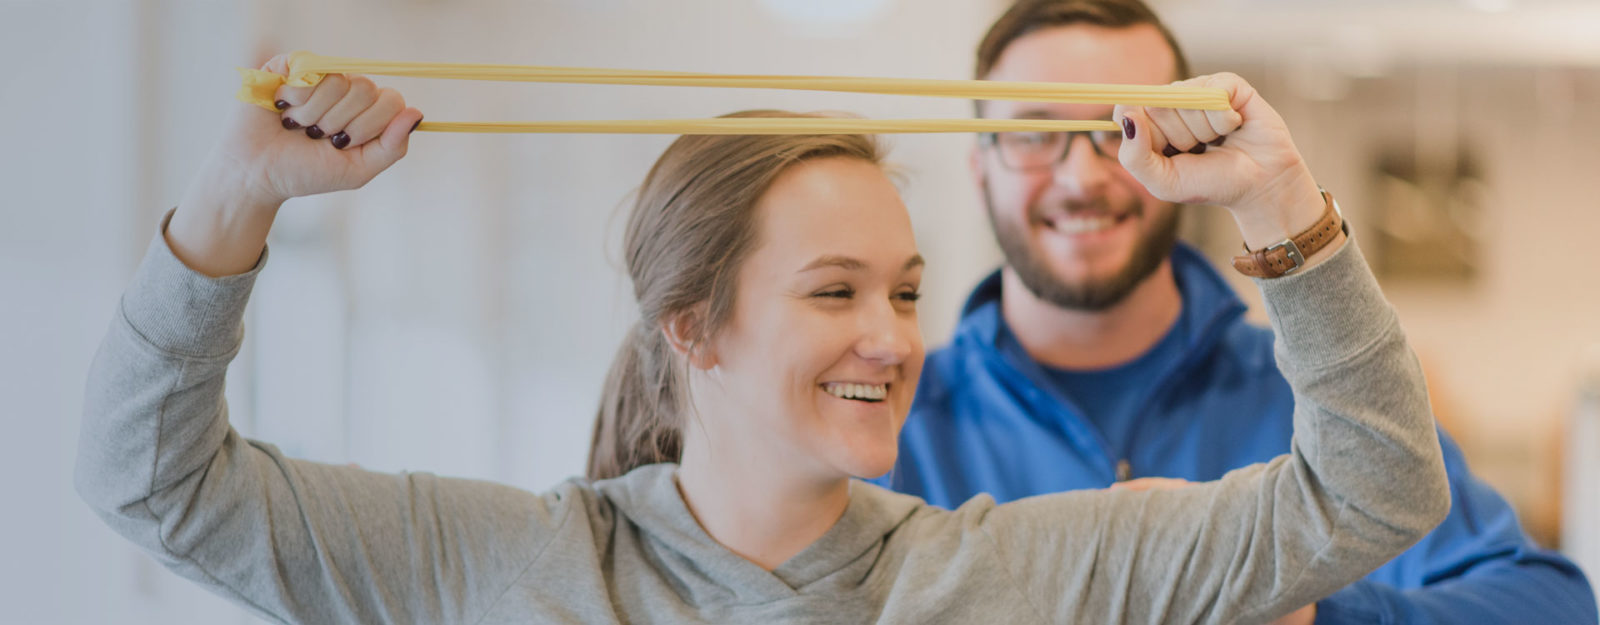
[977,238,1452,625]
[75,212,577,625]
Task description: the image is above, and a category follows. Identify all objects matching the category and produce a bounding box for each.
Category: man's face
[975,24,1182,311]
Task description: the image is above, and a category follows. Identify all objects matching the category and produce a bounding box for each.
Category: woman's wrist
[1228,173,1348,275]
[1226,170,1326,251]
[193,153,290,209]
[166,165,284,277]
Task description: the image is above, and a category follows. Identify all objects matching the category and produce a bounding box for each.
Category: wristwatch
[1230,188,1344,279]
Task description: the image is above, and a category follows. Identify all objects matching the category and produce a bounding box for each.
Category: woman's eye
[896,290,922,302]
[817,288,854,299]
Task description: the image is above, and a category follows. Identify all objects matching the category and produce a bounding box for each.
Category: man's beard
[983,189,1180,312]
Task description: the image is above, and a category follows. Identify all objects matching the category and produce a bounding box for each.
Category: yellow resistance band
[238,51,1230,134]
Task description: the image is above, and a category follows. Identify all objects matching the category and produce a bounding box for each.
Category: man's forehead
[986,24,1179,84]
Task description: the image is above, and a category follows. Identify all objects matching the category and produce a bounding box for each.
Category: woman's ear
[660,307,717,370]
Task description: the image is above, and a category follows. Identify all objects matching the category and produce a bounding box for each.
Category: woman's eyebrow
[799,255,925,273]
[800,255,866,273]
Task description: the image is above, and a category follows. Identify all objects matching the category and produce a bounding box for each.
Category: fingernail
[1208,136,1227,147]
[410,117,423,134]
[274,99,290,111]
[281,117,301,130]
[304,125,325,140]
[1121,116,1135,141]
[1161,144,1181,158]
[330,131,351,150]
[1187,143,1207,155]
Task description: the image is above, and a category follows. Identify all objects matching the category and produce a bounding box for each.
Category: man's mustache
[1031,200,1142,223]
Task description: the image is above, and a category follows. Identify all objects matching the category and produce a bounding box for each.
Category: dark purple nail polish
[1208,136,1227,147]
[1161,144,1181,158]
[304,125,325,140]
[274,99,290,111]
[330,132,351,150]
[1121,116,1135,141]
[1187,143,1207,155]
[281,117,301,130]
[410,117,423,134]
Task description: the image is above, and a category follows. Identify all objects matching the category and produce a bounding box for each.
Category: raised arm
[75,56,568,623]
[167,54,420,277]
[977,73,1452,624]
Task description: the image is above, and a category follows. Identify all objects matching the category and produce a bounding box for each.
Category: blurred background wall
[1,0,1595,622]
[1157,0,1600,554]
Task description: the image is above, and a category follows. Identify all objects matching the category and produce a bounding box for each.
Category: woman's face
[700,156,924,480]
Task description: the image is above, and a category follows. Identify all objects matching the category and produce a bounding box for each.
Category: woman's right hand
[168,54,422,277]
[210,53,424,205]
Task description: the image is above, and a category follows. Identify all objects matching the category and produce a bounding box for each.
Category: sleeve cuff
[118,208,269,358]
[1254,237,1398,372]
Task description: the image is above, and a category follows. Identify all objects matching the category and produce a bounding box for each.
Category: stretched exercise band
[238,51,1229,134]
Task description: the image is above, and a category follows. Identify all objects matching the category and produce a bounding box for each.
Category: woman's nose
[855,309,916,365]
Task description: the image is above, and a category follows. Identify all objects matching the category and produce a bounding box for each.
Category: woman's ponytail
[587,322,682,480]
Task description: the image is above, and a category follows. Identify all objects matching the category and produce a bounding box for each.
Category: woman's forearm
[166,163,284,277]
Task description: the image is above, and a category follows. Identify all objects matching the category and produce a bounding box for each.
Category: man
[879,1,1598,623]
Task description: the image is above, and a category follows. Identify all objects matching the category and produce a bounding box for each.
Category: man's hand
[1107,476,1194,492]
[1270,604,1316,625]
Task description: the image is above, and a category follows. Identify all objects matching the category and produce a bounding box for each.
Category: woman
[77,55,1448,624]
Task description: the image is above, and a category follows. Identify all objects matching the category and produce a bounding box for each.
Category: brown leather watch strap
[1231,189,1344,279]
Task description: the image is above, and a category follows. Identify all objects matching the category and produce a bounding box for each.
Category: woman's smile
[820,382,890,402]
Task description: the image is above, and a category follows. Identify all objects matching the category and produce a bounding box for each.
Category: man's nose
[1052,134,1111,199]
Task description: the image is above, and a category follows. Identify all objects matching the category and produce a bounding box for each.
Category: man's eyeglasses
[981,129,1124,171]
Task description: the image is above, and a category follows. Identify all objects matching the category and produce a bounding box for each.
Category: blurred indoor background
[1,0,1596,622]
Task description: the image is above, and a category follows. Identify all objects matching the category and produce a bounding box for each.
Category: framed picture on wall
[1369,145,1485,282]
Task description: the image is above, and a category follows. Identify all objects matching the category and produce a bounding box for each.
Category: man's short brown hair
[975,0,1191,81]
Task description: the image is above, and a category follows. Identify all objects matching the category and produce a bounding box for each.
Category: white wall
[7,1,1598,622]
[1,2,267,623]
[0,1,1002,622]
[1570,377,1600,601]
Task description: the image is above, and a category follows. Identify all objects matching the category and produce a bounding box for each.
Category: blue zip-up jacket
[880,243,1597,624]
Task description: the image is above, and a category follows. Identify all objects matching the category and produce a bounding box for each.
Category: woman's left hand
[1114,73,1328,252]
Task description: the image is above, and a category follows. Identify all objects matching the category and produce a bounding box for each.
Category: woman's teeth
[823,382,888,402]
[1050,215,1116,235]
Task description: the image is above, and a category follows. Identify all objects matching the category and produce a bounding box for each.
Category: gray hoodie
[77,213,1449,624]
